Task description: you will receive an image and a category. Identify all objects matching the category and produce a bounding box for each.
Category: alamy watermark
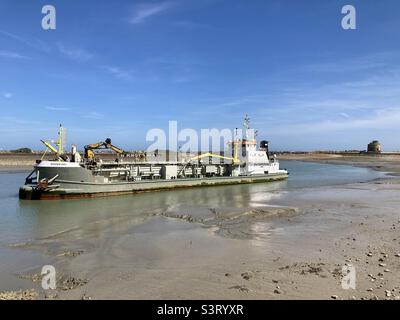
[40,4,357,31]
[41,265,56,290]
[145,120,257,162]
[341,5,356,30]
[341,264,356,290]
[41,5,56,30]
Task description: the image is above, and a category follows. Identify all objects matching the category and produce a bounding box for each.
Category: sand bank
[278,153,400,174]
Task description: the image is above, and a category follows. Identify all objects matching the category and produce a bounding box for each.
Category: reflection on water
[0,161,383,245]
[14,182,287,243]
[0,161,381,244]
[280,160,384,189]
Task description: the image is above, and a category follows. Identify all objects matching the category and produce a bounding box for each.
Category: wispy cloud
[45,106,71,111]
[186,51,400,143]
[0,30,28,44]
[45,107,103,121]
[0,116,41,126]
[45,106,103,120]
[0,50,28,59]
[57,44,93,62]
[83,111,104,120]
[101,65,134,80]
[0,30,51,53]
[2,92,13,99]
[173,20,210,29]
[266,108,400,136]
[129,1,175,24]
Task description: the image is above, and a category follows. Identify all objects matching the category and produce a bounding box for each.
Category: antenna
[244,115,251,140]
[244,114,250,130]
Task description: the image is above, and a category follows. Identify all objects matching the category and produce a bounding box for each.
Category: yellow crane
[40,124,66,161]
[40,140,64,161]
[84,138,125,159]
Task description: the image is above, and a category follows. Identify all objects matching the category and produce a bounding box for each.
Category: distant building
[367,140,382,154]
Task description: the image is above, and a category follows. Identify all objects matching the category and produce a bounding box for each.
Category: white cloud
[129,1,175,24]
[83,111,104,120]
[0,50,28,59]
[265,108,400,136]
[57,44,93,62]
[0,116,41,126]
[45,106,71,111]
[101,65,134,80]
[2,92,13,99]
[0,30,51,53]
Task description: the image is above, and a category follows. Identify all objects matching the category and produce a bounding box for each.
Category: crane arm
[108,144,124,154]
[40,140,64,161]
[190,152,240,164]
[84,141,107,150]
[84,139,125,159]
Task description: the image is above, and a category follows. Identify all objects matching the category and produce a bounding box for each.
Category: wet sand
[279,153,400,174]
[0,154,41,171]
[2,154,400,300]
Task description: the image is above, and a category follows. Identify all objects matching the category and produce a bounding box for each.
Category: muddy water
[0,161,384,291]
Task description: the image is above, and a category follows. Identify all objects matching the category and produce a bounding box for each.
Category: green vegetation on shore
[9,148,32,154]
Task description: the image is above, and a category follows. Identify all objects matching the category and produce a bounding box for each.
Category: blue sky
[1,0,400,151]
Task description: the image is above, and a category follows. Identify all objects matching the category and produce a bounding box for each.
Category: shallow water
[0,161,384,244]
[0,161,384,290]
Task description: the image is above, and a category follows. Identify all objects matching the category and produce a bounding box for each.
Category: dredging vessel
[19,116,288,200]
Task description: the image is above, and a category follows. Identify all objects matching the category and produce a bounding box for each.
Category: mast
[55,124,66,154]
[244,114,250,140]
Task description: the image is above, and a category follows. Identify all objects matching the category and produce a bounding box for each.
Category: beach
[1,153,400,300]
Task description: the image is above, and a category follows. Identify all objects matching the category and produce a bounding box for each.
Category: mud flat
[278,153,400,174]
[2,157,400,300]
[0,154,40,171]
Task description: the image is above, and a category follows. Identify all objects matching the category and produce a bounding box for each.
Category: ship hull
[19,172,288,200]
